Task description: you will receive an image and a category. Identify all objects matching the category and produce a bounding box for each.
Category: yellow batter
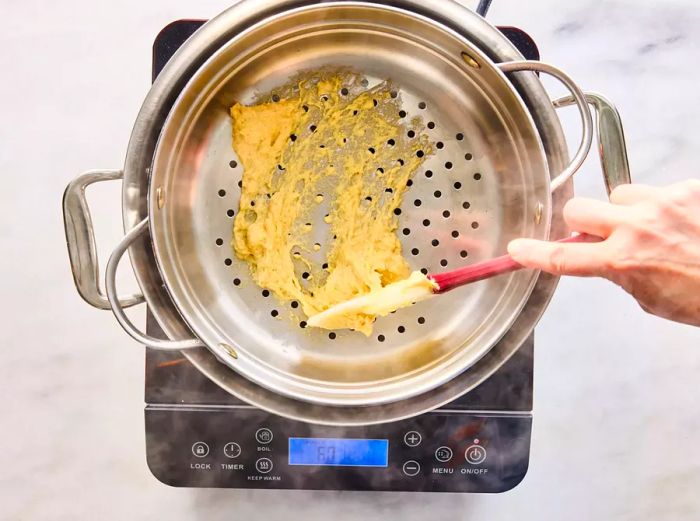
[307,271,438,331]
[231,72,431,335]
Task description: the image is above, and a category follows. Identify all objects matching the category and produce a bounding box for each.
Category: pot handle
[105,217,204,350]
[498,61,594,192]
[63,170,144,310]
[553,92,632,193]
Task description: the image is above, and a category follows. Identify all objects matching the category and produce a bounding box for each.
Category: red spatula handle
[429,233,602,293]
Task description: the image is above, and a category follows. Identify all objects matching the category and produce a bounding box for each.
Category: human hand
[507,180,700,326]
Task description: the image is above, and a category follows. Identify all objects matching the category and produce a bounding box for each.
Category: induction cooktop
[144,11,539,493]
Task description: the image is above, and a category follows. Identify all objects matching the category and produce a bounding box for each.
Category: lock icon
[192,442,209,458]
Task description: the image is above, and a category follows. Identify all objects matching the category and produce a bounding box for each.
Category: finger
[562,197,629,238]
[609,184,659,205]
[507,238,608,276]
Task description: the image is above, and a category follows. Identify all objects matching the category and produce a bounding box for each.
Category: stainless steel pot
[63,0,630,424]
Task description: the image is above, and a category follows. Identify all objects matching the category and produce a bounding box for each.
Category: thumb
[507,238,605,276]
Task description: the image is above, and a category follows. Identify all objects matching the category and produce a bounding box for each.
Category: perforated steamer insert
[145,13,535,493]
[143,2,564,408]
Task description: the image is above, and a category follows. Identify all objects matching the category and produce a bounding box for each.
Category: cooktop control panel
[145,408,530,492]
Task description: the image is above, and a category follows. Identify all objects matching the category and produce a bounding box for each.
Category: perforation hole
[272,94,280,102]
[460,250,468,258]
[474,173,482,180]
[427,121,435,129]
[411,248,420,256]
[442,210,451,218]
[416,150,424,158]
[422,219,430,227]
[445,162,453,170]
[451,230,459,238]
[436,141,444,149]
[420,268,428,275]
[403,228,411,236]
[224,258,232,266]
[406,179,413,187]
[471,222,480,229]
[398,325,406,333]
[431,239,439,247]
[215,238,223,246]
[227,209,235,217]
[440,259,448,267]
[407,130,415,138]
[393,208,402,216]
[340,87,349,96]
[270,309,279,318]
[465,153,473,161]
[390,90,398,98]
[233,278,241,286]
[291,301,299,309]
[434,190,442,198]
[399,110,407,118]
[218,189,226,197]
[229,160,238,168]
[329,332,337,340]
[462,201,471,209]
[300,321,307,328]
[454,182,462,190]
[414,199,422,207]
[456,133,464,141]
[425,170,433,178]
[262,289,270,297]
[378,334,385,342]
[418,316,426,324]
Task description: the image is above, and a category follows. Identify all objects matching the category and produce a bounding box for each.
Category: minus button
[402,460,421,476]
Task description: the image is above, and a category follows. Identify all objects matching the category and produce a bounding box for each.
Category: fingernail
[507,239,526,257]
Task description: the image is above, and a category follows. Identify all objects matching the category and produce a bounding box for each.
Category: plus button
[404,431,422,447]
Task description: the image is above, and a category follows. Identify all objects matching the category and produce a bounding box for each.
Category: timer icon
[223,442,241,459]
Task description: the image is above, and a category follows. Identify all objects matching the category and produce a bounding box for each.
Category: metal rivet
[219,343,238,359]
[534,202,544,224]
[461,51,481,69]
[156,187,165,209]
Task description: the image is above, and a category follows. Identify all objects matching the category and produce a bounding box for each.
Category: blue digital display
[288,438,389,467]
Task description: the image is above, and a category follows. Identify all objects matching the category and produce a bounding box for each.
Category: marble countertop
[2,0,700,519]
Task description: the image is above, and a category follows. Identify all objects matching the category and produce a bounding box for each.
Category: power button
[465,445,487,465]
